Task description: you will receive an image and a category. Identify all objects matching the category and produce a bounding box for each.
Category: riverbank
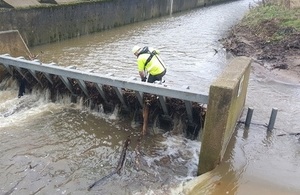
[221,4,300,84]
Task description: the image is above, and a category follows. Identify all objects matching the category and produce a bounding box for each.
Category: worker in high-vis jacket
[132,45,167,83]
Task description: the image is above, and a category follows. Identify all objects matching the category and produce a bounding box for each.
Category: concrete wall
[197,56,251,175]
[0,30,32,81]
[0,0,228,47]
[0,30,32,57]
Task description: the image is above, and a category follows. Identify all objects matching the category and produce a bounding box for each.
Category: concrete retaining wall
[197,56,251,175]
[0,30,31,57]
[0,0,228,47]
[0,30,32,81]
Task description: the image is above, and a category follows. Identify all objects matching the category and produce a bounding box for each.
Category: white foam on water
[143,132,201,180]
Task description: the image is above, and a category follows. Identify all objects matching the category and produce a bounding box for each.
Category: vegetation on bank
[238,4,300,41]
[222,3,300,70]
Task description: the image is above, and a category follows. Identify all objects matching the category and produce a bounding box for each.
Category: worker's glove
[141,77,147,82]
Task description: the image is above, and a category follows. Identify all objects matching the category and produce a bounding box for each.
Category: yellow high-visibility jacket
[137,47,166,76]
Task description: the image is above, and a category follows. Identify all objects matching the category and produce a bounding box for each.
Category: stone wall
[0,0,228,47]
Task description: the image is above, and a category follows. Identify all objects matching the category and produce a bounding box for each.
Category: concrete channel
[0,0,252,192]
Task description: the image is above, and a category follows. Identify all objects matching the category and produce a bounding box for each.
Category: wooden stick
[88,136,131,191]
[135,101,150,170]
[134,136,142,171]
[116,136,131,174]
[142,102,150,136]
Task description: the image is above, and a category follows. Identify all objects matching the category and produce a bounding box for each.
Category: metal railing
[0,54,209,122]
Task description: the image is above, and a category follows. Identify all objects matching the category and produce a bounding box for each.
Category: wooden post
[142,101,150,136]
[134,101,150,171]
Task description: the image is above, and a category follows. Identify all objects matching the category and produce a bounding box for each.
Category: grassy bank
[221,3,300,72]
[237,4,300,42]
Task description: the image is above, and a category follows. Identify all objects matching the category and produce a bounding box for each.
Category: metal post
[245,107,254,127]
[267,108,278,131]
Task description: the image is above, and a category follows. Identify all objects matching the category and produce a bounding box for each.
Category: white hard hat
[132,45,141,54]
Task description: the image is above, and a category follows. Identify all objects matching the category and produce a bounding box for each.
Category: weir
[0,28,251,193]
[0,53,208,127]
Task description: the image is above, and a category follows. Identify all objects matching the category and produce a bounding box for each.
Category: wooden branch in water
[135,101,150,170]
[87,170,117,191]
[134,136,142,171]
[116,136,131,175]
[88,136,131,191]
[142,102,150,136]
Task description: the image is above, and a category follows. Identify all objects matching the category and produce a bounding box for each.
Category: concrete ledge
[1,0,60,8]
[198,56,252,175]
[2,0,41,8]
[179,171,214,194]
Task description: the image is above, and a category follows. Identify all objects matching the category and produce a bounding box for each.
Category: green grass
[239,5,300,41]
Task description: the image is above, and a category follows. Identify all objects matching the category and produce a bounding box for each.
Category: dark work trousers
[147,69,166,83]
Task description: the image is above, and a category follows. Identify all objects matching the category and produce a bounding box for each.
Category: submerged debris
[88,136,131,191]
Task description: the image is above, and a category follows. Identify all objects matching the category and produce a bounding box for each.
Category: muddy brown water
[1,0,300,194]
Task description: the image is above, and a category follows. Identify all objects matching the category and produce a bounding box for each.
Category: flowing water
[1,0,300,194]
